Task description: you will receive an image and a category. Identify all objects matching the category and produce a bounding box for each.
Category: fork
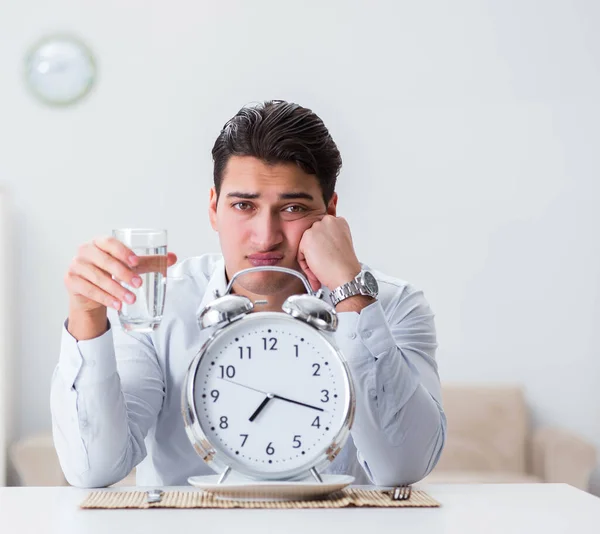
[391,485,412,501]
[146,489,164,504]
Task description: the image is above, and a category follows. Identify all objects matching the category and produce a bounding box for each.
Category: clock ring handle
[222,266,315,297]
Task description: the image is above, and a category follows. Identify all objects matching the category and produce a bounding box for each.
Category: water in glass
[119,245,167,332]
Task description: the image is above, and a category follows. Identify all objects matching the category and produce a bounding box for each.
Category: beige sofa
[423,384,597,490]
[8,384,597,490]
[8,433,136,487]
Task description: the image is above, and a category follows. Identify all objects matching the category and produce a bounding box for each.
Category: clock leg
[218,466,232,484]
[310,467,323,483]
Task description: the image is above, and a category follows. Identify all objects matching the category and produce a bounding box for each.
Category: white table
[1,484,599,534]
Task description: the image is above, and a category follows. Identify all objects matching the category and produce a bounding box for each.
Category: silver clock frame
[181,267,356,483]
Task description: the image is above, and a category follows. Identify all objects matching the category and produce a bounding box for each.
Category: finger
[94,236,139,267]
[131,252,176,274]
[304,268,321,291]
[66,273,123,310]
[83,245,140,286]
[135,255,169,275]
[70,260,137,305]
[297,254,321,291]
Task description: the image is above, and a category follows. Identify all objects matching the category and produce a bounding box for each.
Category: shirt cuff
[355,300,397,359]
[335,300,420,413]
[59,320,117,388]
[335,300,397,362]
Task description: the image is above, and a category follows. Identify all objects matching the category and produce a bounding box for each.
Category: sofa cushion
[435,384,529,473]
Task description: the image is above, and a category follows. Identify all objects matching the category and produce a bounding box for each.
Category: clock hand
[218,377,325,413]
[249,394,274,422]
[272,394,325,412]
[218,377,270,396]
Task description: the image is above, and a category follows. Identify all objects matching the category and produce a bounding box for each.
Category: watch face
[188,313,353,479]
[362,271,379,295]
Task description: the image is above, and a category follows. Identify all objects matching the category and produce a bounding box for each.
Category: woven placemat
[81,488,440,509]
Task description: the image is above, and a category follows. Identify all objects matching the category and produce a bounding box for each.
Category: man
[51,100,446,488]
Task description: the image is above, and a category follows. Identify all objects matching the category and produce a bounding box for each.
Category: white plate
[187,474,354,501]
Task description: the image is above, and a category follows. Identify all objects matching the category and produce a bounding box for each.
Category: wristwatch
[330,269,379,307]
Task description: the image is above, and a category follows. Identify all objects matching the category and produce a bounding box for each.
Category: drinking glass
[112,228,168,332]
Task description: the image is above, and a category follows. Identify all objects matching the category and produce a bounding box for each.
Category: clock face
[190,312,353,479]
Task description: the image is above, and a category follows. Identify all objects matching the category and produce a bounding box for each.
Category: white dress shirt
[51,253,446,488]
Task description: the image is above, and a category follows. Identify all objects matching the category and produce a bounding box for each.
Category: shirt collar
[195,257,229,318]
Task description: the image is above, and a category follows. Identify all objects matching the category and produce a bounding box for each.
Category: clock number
[262,337,278,350]
[266,442,275,455]
[240,434,249,447]
[321,390,330,403]
[312,363,321,376]
[293,435,302,449]
[311,416,321,429]
[210,389,219,402]
[219,416,228,429]
[294,345,299,358]
[219,365,236,378]
[238,346,251,359]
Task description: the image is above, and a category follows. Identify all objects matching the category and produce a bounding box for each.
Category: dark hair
[211,100,342,204]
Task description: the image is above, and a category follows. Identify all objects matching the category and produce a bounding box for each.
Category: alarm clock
[182,266,355,484]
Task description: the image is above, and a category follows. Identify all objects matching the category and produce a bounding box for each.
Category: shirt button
[363,330,372,339]
[349,332,357,340]
[87,359,96,368]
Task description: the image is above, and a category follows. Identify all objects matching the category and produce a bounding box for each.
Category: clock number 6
[266,442,275,455]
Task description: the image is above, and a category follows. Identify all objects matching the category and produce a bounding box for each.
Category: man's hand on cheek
[296,215,362,292]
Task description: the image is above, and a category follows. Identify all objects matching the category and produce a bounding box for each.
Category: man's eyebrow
[279,192,314,201]
[225,192,315,201]
[226,192,260,199]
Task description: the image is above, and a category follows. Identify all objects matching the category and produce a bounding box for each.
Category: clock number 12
[262,337,278,351]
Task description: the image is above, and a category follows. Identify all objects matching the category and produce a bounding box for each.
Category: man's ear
[209,187,218,231]
[326,192,338,216]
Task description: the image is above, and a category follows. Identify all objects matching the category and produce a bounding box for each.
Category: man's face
[209,156,337,296]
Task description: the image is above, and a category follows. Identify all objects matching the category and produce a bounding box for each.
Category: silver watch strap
[330,279,361,307]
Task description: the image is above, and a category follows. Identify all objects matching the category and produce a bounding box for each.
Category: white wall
[1,0,599,488]
[0,190,14,485]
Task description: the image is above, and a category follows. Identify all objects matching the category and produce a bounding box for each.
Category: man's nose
[251,211,284,251]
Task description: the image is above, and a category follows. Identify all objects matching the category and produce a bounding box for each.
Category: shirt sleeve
[50,313,165,488]
[334,284,446,486]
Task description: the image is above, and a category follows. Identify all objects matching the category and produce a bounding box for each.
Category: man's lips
[247,253,284,266]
